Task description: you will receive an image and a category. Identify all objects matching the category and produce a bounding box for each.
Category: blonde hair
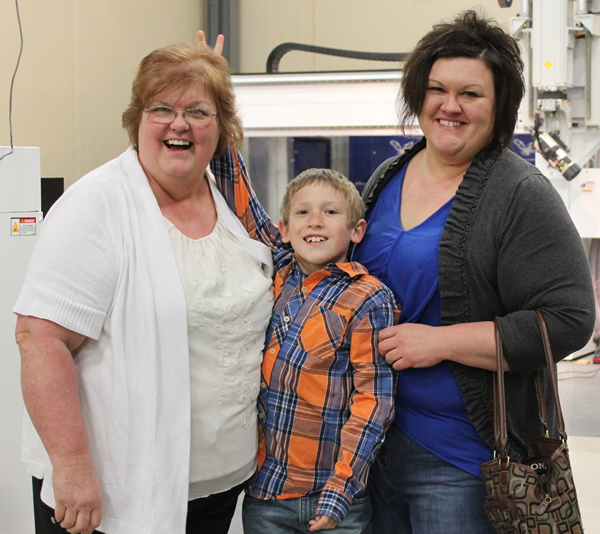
[280,168,365,227]
[122,43,242,156]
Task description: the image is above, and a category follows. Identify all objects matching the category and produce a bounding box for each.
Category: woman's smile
[138,85,220,186]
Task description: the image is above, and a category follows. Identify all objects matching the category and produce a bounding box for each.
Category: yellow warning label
[11,217,37,236]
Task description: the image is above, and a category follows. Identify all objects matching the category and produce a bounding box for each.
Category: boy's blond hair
[280,168,365,227]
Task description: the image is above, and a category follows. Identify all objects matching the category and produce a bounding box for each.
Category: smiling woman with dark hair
[351,10,595,533]
[14,40,273,534]
[398,10,524,148]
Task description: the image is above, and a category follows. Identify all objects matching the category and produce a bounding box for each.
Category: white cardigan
[14,147,272,534]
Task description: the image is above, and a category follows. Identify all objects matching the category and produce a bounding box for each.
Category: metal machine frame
[507,0,600,237]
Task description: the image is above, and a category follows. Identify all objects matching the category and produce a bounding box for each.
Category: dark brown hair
[399,10,524,148]
[122,44,242,156]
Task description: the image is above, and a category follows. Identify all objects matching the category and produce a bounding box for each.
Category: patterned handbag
[480,310,583,533]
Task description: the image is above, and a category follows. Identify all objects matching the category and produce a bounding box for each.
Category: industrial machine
[232,71,403,216]
[507,0,600,359]
[0,146,43,533]
[507,0,600,238]
[232,0,600,239]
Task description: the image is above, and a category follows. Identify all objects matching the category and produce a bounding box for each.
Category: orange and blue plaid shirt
[211,148,398,524]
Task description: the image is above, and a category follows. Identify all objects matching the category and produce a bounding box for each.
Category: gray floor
[559,357,600,437]
[557,357,600,532]
[228,357,600,533]
[228,494,244,534]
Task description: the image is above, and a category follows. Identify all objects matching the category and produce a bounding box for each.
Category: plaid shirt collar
[285,255,369,285]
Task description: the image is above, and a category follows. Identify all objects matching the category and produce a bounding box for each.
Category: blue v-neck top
[353,163,492,477]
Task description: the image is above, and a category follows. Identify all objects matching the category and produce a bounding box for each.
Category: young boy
[211,151,398,533]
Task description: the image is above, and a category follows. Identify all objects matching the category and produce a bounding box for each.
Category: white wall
[0,0,203,189]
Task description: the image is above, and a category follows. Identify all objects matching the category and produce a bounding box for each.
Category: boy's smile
[279,183,366,275]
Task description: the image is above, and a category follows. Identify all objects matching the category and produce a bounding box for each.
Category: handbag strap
[535,309,568,441]
[493,319,508,456]
[492,311,568,458]
[534,371,548,431]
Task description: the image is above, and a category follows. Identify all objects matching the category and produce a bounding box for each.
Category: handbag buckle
[484,498,518,522]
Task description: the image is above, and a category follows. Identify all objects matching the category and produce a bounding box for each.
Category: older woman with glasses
[14,38,273,534]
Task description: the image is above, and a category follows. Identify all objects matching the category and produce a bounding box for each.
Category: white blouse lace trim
[166,213,273,499]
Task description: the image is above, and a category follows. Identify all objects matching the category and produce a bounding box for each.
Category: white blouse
[166,213,273,500]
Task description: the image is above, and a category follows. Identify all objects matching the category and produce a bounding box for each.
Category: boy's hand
[309,515,338,531]
[196,30,224,55]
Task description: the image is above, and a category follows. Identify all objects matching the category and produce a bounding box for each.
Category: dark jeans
[242,492,372,534]
[32,476,244,534]
[368,425,495,534]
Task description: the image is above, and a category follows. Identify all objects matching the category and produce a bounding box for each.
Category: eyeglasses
[144,106,218,125]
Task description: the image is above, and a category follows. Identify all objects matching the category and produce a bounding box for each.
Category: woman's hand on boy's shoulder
[309,514,338,531]
[378,323,444,371]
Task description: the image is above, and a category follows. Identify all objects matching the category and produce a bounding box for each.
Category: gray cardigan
[362,138,595,459]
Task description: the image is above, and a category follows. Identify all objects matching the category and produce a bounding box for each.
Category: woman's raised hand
[197,30,224,55]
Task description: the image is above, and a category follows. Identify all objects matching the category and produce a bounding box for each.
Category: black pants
[186,482,245,534]
[33,477,243,534]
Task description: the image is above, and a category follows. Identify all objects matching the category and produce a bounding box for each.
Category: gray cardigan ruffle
[362,138,595,459]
